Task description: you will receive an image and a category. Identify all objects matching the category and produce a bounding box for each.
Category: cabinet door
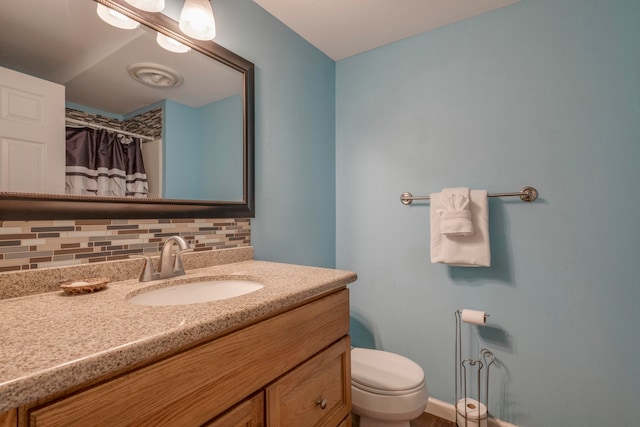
[204,392,264,427]
[0,409,17,427]
[267,337,351,427]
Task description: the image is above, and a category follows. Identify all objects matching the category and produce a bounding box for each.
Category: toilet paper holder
[455,310,495,427]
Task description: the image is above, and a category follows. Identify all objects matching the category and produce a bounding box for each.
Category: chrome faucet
[132,236,192,282]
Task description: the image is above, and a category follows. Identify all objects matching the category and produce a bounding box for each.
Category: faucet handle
[130,255,158,282]
[173,248,193,275]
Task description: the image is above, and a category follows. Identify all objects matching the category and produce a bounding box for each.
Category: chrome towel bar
[400,186,538,205]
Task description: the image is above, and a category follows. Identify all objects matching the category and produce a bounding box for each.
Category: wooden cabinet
[18,289,351,427]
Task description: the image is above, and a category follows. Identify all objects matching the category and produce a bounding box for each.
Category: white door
[0,66,65,194]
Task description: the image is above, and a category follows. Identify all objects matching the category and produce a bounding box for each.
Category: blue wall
[336,0,640,426]
[164,0,337,268]
[163,99,201,199]
[200,94,243,201]
[163,96,242,200]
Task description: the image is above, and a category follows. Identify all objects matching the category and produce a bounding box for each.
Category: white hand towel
[438,187,473,236]
[430,189,490,267]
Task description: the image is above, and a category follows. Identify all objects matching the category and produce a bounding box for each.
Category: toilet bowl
[351,348,429,427]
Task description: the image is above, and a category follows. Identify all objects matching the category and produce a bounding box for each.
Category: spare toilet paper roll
[456,398,488,427]
[461,309,487,325]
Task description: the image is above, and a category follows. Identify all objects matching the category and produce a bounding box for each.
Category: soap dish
[60,277,110,295]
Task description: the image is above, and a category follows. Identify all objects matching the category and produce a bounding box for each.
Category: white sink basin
[128,278,264,306]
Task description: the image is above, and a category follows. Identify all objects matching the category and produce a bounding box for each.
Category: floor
[352,412,455,427]
[410,412,456,427]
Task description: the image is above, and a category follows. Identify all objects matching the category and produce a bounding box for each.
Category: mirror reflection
[0,0,244,201]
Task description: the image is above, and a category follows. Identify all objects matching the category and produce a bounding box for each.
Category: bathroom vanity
[0,249,356,426]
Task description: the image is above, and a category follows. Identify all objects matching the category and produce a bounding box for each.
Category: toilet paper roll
[456,398,488,427]
[461,309,487,325]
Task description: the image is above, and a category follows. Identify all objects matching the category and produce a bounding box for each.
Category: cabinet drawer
[204,392,264,427]
[267,337,351,427]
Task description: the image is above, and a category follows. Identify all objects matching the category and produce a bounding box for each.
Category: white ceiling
[253,0,520,61]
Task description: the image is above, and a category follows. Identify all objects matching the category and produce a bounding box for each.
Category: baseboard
[425,397,519,427]
[425,397,456,422]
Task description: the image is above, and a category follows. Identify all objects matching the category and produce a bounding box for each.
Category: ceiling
[0,0,242,115]
[0,0,521,114]
[253,0,520,61]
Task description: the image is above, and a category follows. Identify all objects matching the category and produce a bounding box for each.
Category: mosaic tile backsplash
[0,218,250,272]
[66,107,163,139]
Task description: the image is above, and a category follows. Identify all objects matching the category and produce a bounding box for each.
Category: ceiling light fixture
[96,4,140,30]
[156,33,192,53]
[179,0,216,40]
[124,0,165,13]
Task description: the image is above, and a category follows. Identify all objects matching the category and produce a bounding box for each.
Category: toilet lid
[351,348,425,393]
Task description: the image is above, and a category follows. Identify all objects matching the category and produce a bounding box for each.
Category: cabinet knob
[316,398,328,409]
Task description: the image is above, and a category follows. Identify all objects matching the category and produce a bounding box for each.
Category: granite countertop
[0,258,357,412]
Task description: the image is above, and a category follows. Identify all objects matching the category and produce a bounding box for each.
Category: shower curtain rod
[65,118,155,141]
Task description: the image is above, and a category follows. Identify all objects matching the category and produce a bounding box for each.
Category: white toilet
[351,347,429,427]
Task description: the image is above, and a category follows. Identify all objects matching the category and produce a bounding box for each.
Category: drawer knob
[316,398,328,409]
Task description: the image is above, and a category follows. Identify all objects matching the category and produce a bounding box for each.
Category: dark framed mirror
[0,0,254,219]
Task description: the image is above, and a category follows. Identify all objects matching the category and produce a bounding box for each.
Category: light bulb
[156,33,192,53]
[179,0,216,40]
[96,4,140,30]
[124,0,165,13]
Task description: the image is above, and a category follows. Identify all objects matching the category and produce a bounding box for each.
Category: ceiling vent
[127,63,183,88]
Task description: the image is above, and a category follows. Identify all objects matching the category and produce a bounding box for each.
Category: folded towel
[430,189,490,267]
[438,187,473,236]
